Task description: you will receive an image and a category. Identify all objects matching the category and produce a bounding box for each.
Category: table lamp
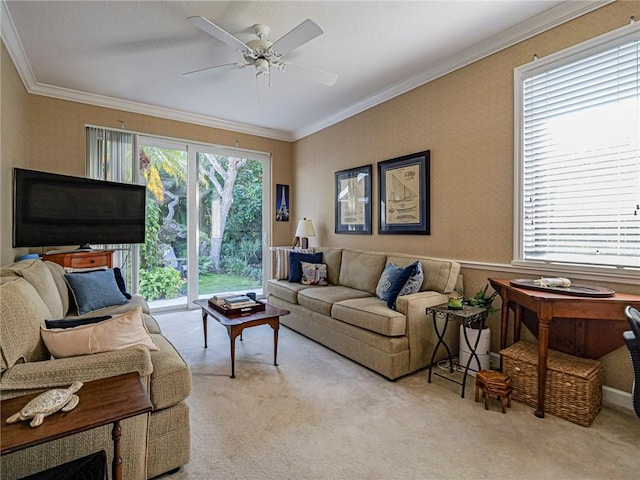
[294,218,316,249]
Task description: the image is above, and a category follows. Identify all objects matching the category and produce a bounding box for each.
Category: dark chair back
[623,306,640,418]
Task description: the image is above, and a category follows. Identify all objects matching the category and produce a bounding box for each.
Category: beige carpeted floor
[154,309,640,480]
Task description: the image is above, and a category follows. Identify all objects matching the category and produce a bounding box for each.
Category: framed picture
[335,164,372,234]
[275,184,289,222]
[378,150,430,234]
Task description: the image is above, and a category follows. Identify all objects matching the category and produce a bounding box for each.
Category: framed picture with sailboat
[378,150,430,234]
[335,164,372,234]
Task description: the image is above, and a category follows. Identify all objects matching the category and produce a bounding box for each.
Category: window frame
[513,22,640,282]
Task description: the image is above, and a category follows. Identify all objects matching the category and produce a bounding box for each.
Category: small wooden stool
[475,370,512,413]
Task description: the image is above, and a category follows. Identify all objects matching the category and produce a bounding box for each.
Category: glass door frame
[188,144,272,308]
[136,134,271,313]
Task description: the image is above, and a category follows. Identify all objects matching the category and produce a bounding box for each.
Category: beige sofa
[267,248,462,380]
[0,259,191,479]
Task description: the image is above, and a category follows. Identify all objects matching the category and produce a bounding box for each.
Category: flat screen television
[13,168,146,249]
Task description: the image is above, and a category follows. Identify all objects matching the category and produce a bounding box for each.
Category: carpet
[154,309,640,480]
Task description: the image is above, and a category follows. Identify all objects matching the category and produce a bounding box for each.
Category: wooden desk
[1,372,152,480]
[489,278,640,419]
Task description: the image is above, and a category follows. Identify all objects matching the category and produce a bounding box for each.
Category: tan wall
[292,2,640,392]
[1,42,30,265]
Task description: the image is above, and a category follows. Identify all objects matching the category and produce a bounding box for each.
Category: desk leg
[536,317,551,418]
[514,305,522,344]
[500,300,509,350]
[271,320,279,366]
[201,312,208,348]
[112,420,122,480]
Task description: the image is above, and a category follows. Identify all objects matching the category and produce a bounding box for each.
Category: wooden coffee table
[193,299,290,378]
[1,372,152,480]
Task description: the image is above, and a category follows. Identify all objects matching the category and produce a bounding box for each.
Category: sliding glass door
[137,137,270,312]
[138,138,189,309]
[195,149,264,299]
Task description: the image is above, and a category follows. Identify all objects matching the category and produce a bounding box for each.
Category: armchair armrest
[0,344,153,399]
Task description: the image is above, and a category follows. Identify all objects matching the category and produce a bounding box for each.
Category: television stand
[42,250,113,269]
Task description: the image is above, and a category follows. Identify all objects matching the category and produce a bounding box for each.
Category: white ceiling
[2,1,607,141]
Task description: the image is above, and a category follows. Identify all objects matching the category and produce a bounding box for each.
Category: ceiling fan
[184,16,338,87]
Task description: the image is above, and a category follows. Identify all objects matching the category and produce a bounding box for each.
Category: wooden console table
[42,250,113,269]
[489,278,640,419]
[1,372,152,480]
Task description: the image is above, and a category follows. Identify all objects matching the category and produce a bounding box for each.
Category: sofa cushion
[298,286,371,317]
[0,277,51,370]
[314,248,342,285]
[288,252,323,282]
[2,259,63,318]
[301,262,328,286]
[339,250,387,294]
[332,297,407,336]
[41,307,158,359]
[148,334,192,410]
[65,270,129,315]
[386,255,461,293]
[43,261,70,315]
[266,279,314,305]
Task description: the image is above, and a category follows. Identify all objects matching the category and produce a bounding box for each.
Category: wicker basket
[500,341,603,427]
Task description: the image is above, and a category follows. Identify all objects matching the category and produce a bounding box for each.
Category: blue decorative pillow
[386,263,419,310]
[398,261,424,297]
[64,270,128,315]
[376,263,406,301]
[113,267,132,299]
[45,316,112,329]
[288,252,323,283]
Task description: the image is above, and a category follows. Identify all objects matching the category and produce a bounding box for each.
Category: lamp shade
[295,219,316,238]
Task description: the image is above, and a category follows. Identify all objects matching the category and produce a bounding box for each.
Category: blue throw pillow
[386,263,419,310]
[288,252,323,283]
[376,263,406,301]
[113,267,132,299]
[64,270,128,315]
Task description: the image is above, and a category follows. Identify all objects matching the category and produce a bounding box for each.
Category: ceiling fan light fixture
[255,58,270,73]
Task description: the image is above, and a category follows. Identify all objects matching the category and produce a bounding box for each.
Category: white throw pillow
[41,307,158,358]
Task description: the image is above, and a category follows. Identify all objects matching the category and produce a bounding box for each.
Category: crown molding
[291,0,613,140]
[2,0,611,144]
[27,82,295,142]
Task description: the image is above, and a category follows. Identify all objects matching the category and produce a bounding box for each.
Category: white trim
[602,386,634,413]
[2,0,610,142]
[458,259,639,286]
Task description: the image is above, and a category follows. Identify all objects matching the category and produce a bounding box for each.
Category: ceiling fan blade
[271,19,323,56]
[183,63,245,79]
[283,63,338,86]
[187,16,250,52]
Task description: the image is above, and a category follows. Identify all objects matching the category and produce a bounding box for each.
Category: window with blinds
[514,23,640,270]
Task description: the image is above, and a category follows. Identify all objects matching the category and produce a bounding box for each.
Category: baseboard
[602,386,633,412]
[488,353,634,414]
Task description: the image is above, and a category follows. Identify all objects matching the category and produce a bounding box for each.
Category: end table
[427,304,488,398]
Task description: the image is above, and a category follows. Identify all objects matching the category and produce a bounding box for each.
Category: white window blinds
[517,24,640,269]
